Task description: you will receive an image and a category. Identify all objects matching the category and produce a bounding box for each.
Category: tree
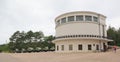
[8,30,46,52]
[107,26,116,45]
[0,44,10,52]
[107,26,120,46]
[9,31,26,52]
[43,35,55,50]
[116,28,120,46]
[34,31,44,42]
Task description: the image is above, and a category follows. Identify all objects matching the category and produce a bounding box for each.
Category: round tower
[53,11,109,52]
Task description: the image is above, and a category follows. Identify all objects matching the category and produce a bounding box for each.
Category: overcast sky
[0,0,120,44]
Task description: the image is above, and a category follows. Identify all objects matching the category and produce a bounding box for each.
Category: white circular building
[53,11,109,52]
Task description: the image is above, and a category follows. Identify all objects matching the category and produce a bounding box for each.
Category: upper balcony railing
[55,34,108,40]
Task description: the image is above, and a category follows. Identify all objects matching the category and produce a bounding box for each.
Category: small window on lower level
[78,44,82,50]
[93,44,95,46]
[69,44,73,50]
[88,44,92,50]
[61,45,64,51]
[96,45,99,50]
[57,45,59,51]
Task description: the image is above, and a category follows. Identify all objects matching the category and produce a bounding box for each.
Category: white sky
[0,0,120,44]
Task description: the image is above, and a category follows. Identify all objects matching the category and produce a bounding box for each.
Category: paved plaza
[0,49,120,62]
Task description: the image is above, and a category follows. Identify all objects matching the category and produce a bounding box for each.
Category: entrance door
[96,45,99,50]
[103,43,106,52]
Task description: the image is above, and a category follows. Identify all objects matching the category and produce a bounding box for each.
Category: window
[97,36,99,38]
[57,45,59,51]
[102,25,105,37]
[68,16,74,22]
[88,44,92,50]
[85,16,92,21]
[78,44,82,50]
[96,45,99,50]
[76,15,83,21]
[73,35,75,37]
[69,44,73,50]
[95,35,97,37]
[68,35,70,37]
[90,35,92,37]
[76,35,78,37]
[56,20,60,25]
[93,44,95,46]
[61,45,64,51]
[66,35,67,37]
[61,17,66,23]
[93,16,98,22]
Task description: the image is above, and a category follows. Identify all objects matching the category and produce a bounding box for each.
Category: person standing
[113,45,117,53]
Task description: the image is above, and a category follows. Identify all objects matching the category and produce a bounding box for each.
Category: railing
[55,35,108,39]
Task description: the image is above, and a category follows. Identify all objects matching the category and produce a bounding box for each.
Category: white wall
[55,39,107,52]
[56,22,100,36]
[55,11,107,37]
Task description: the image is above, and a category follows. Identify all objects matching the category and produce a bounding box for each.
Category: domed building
[53,11,110,52]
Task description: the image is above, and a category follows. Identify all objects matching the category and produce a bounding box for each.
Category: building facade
[53,11,109,52]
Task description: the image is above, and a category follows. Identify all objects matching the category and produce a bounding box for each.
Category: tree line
[107,26,120,46]
[0,30,55,53]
